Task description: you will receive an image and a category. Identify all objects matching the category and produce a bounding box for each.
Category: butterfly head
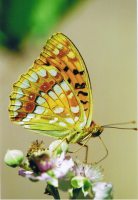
[90,121,104,137]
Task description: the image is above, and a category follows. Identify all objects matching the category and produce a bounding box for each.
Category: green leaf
[82,178,92,197]
[83,178,92,191]
[69,188,92,199]
[69,188,82,199]
[58,179,71,191]
[71,176,84,188]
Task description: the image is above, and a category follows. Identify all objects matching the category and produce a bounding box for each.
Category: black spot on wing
[80,70,84,75]
[67,78,71,83]
[46,61,50,66]
[73,69,79,75]
[73,69,84,75]
[64,66,69,72]
[80,100,88,104]
[75,83,86,89]
[78,91,88,96]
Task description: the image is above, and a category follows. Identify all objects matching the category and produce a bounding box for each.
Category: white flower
[93,182,113,199]
[53,153,74,178]
[73,161,103,182]
[70,161,104,197]
[84,165,103,182]
[18,142,74,187]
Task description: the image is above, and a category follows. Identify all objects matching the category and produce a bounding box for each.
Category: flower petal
[49,140,68,155]
[53,157,74,178]
[47,177,58,187]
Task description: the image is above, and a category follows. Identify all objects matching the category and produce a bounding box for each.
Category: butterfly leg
[68,142,88,163]
[93,136,108,165]
[77,142,88,163]
[68,135,91,163]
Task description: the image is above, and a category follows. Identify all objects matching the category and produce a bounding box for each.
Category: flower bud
[49,140,68,155]
[4,150,24,167]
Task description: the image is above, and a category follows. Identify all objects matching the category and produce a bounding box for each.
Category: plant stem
[45,184,60,199]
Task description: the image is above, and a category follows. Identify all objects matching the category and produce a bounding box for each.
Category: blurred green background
[0,0,80,50]
[0,0,137,199]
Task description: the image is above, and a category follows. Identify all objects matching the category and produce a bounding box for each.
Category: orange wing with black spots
[9,33,93,138]
[35,33,93,127]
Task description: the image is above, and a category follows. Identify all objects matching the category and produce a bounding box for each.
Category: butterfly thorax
[88,121,104,137]
[66,121,104,144]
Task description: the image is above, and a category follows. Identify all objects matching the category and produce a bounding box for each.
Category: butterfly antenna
[103,126,137,131]
[102,120,136,127]
[102,120,137,131]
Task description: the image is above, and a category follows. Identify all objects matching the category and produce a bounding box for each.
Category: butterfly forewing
[9,33,93,138]
[45,33,93,127]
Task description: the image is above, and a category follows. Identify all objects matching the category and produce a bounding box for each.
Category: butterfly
[9,33,105,154]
